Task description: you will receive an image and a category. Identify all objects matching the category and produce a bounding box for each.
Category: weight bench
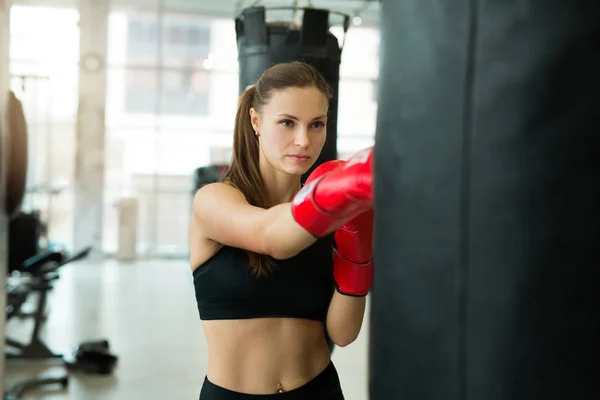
[4,246,92,399]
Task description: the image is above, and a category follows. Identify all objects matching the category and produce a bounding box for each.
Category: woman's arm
[194,147,374,260]
[193,183,316,260]
[325,208,374,347]
[325,292,367,347]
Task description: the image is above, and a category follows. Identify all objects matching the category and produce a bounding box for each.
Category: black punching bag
[371,1,600,399]
[235,6,349,176]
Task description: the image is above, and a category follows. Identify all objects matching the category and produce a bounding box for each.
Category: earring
[255,131,260,137]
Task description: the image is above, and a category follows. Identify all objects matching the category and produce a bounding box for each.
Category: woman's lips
[288,155,310,163]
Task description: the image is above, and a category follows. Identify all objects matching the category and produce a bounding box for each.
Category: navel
[276,382,286,393]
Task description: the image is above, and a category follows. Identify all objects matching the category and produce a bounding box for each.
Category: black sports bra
[193,237,334,322]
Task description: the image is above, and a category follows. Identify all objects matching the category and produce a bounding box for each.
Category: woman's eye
[280,120,294,127]
[311,121,326,129]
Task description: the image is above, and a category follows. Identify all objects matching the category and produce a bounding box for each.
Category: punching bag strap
[300,8,329,58]
[237,6,268,55]
[340,14,350,50]
[301,8,328,47]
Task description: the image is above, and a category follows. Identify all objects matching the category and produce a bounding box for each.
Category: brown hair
[221,61,333,277]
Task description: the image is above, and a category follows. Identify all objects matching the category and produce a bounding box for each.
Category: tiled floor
[4,259,370,399]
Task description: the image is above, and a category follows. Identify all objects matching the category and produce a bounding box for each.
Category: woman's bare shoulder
[193,182,248,211]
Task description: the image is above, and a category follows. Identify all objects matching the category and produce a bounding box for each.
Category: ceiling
[12,0,381,27]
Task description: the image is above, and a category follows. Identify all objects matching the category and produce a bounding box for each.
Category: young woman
[190,61,374,399]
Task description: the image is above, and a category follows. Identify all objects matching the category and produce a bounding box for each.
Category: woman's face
[250,86,328,176]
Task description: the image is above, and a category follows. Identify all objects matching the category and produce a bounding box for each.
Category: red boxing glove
[303,160,345,186]
[292,147,374,237]
[333,209,374,297]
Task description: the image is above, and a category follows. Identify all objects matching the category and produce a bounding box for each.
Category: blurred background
[1,0,380,398]
[9,0,379,257]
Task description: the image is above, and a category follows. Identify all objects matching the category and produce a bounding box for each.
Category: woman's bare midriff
[202,317,332,394]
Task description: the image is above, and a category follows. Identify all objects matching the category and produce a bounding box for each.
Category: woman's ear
[249,107,260,132]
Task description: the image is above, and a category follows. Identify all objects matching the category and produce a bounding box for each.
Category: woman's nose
[294,128,310,148]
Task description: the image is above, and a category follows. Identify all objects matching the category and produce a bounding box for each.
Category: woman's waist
[203,360,341,398]
[202,317,326,346]
[204,319,331,394]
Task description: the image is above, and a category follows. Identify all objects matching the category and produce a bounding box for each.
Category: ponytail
[222,85,276,276]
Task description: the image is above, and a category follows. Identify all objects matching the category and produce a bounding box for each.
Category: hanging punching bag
[371,0,600,399]
[4,91,28,217]
[235,6,349,176]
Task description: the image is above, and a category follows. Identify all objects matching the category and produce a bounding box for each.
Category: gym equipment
[3,90,28,217]
[192,164,229,194]
[8,211,44,272]
[4,376,68,400]
[20,247,66,276]
[370,1,600,399]
[64,339,119,375]
[292,148,373,237]
[3,245,116,399]
[5,246,92,361]
[235,5,350,179]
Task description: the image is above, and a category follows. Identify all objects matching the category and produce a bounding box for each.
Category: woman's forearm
[325,291,367,347]
[262,202,318,259]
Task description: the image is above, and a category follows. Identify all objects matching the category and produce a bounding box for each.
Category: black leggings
[199,362,344,400]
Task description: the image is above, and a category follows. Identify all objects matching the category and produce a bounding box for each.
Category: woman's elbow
[333,338,355,348]
[329,331,360,348]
